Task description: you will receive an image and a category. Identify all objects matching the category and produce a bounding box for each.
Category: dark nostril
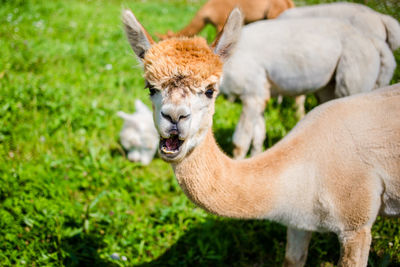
[179,114,190,121]
[161,112,190,123]
[161,112,173,123]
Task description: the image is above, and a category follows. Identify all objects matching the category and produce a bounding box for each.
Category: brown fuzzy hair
[143,37,223,91]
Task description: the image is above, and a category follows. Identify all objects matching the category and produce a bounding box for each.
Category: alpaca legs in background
[295,95,306,119]
[284,228,312,267]
[233,96,267,159]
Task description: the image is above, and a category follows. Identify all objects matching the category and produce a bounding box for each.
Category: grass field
[1,0,400,266]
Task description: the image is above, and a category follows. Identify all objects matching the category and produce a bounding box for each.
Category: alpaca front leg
[267,0,294,19]
[232,107,254,159]
[233,97,266,159]
[294,95,306,119]
[250,111,266,156]
[250,99,267,157]
[283,228,312,267]
[338,227,372,267]
[176,12,207,37]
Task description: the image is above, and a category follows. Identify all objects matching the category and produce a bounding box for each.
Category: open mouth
[160,135,184,157]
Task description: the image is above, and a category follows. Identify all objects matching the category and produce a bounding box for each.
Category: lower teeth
[162,146,177,154]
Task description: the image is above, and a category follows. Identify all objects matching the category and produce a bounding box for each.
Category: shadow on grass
[136,218,342,267]
[61,232,118,267]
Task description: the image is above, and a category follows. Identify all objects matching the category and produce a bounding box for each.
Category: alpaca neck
[172,128,302,219]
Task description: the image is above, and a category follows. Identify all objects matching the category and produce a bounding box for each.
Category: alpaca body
[276,2,400,135]
[279,2,400,51]
[221,18,396,158]
[174,86,400,233]
[122,9,400,266]
[158,0,294,39]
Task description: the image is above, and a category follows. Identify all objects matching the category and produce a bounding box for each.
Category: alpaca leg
[250,98,267,156]
[156,12,206,40]
[175,11,207,37]
[233,73,269,158]
[294,95,306,119]
[175,0,229,37]
[283,228,312,267]
[232,97,258,159]
[250,80,271,156]
[338,227,372,267]
[277,94,283,105]
[334,40,380,97]
[315,83,335,104]
[370,38,396,88]
[267,0,294,19]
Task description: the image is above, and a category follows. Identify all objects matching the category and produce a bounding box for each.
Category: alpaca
[117,99,158,165]
[123,8,400,266]
[219,17,396,159]
[278,2,400,51]
[157,0,294,40]
[276,2,400,133]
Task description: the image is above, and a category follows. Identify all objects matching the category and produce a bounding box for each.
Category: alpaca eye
[205,85,214,99]
[145,81,158,97]
[149,88,157,96]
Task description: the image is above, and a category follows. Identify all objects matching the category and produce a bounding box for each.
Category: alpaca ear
[117,111,133,121]
[122,9,155,62]
[212,8,243,62]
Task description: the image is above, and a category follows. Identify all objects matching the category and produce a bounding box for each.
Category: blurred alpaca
[117,99,158,165]
[279,2,400,51]
[220,18,396,158]
[276,2,400,123]
[157,0,294,40]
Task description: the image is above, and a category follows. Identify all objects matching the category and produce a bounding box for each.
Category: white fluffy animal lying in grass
[117,99,158,165]
[220,17,396,159]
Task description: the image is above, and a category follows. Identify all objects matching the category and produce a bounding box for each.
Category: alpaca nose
[160,105,191,124]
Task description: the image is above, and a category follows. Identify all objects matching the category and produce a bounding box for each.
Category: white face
[123,7,243,163]
[148,81,218,163]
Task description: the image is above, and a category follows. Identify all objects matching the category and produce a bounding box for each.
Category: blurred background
[1,0,399,266]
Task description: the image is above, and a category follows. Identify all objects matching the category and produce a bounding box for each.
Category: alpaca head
[117,99,158,165]
[123,9,243,163]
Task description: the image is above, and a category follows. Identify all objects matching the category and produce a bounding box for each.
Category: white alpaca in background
[275,2,400,129]
[117,99,158,165]
[220,17,396,159]
[278,2,400,51]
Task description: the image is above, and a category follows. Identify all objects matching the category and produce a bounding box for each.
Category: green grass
[1,0,399,266]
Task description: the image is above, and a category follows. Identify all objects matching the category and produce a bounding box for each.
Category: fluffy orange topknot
[143,37,223,91]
